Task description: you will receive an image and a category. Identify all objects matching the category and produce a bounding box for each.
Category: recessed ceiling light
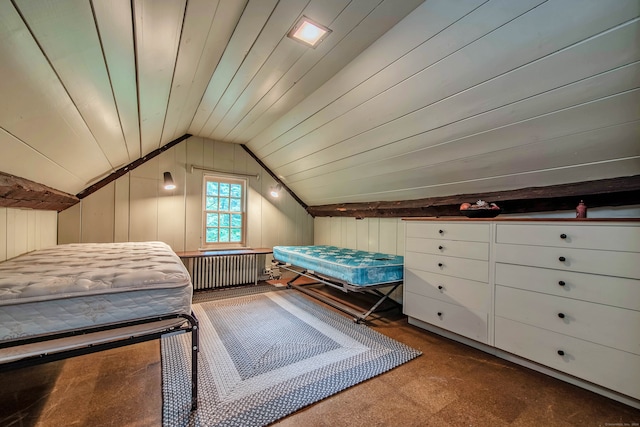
[287,16,331,48]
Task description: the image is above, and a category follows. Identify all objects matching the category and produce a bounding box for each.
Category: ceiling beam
[307,175,640,218]
[0,172,79,212]
[76,134,191,199]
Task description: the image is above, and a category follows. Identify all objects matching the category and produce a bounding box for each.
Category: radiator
[190,254,261,290]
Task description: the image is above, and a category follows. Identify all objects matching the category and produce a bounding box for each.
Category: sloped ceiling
[0,0,639,209]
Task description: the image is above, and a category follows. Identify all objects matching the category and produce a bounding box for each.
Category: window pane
[231,214,242,227]
[206,197,218,210]
[206,182,218,196]
[206,228,218,242]
[219,183,230,196]
[219,228,229,242]
[219,197,230,211]
[230,228,242,242]
[230,198,241,212]
[206,213,218,227]
[219,214,230,227]
[230,184,242,198]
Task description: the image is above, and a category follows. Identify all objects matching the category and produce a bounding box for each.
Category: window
[203,175,246,247]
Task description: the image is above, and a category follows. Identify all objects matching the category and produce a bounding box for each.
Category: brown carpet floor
[1,281,638,427]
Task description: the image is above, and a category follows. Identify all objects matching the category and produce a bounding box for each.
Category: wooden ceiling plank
[299,119,640,202]
[199,0,312,141]
[221,0,387,143]
[15,0,130,169]
[163,0,247,143]
[252,0,538,159]
[93,0,141,161]
[210,0,353,141]
[187,0,279,136]
[293,91,640,199]
[246,0,482,155]
[263,0,639,170]
[0,1,112,190]
[308,158,640,206]
[0,128,85,194]
[280,23,640,180]
[135,0,186,156]
[286,61,640,184]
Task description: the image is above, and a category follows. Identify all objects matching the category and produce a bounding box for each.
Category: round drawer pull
[560,233,567,239]
[437,285,444,290]
[437,312,442,317]
[558,256,566,262]
[438,263,443,267]
[557,350,565,356]
[438,245,444,250]
[558,313,565,319]
[558,281,566,287]
[438,229,444,234]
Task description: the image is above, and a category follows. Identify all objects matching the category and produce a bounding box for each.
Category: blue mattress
[273,245,403,286]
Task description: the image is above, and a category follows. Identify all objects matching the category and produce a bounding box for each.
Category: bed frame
[0,241,200,411]
[0,311,200,411]
[277,263,402,323]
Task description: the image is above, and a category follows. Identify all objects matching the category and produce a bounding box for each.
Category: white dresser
[404,218,640,408]
[404,221,492,344]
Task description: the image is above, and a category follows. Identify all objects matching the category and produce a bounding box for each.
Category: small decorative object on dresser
[460,200,501,218]
[576,200,587,218]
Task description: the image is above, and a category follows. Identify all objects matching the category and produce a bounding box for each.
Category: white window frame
[202,174,247,249]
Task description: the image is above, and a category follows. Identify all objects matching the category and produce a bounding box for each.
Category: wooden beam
[0,172,79,212]
[307,175,640,218]
[76,134,191,199]
[240,144,308,210]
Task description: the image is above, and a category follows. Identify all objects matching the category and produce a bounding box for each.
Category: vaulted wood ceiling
[0,0,638,209]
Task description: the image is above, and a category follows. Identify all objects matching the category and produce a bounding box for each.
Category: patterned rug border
[162,290,421,427]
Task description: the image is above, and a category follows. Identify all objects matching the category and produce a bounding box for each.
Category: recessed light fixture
[287,16,331,48]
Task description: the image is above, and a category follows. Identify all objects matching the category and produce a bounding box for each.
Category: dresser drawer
[404,291,488,343]
[406,222,490,242]
[495,243,640,279]
[496,223,640,251]
[495,263,640,311]
[496,286,640,355]
[406,237,489,261]
[405,252,488,282]
[404,268,490,312]
[495,317,640,400]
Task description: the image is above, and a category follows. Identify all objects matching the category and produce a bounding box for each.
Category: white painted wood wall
[58,137,313,252]
[0,208,57,261]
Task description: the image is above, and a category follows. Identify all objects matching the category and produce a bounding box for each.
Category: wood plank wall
[0,207,57,261]
[57,136,313,252]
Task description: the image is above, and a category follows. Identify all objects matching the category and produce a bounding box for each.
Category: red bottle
[576,200,587,218]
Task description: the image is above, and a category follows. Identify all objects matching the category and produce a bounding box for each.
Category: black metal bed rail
[0,311,200,411]
[276,262,402,323]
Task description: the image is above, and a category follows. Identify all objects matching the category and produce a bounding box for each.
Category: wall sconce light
[270,183,282,198]
[163,171,176,190]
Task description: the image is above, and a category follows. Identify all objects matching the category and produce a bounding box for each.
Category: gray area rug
[162,289,421,427]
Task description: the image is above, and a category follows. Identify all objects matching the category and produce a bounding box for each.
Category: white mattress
[0,242,192,361]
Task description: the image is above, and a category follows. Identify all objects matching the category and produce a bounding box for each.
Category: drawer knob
[438,263,443,267]
[439,229,444,234]
[558,312,565,319]
[437,312,442,317]
[560,233,567,239]
[438,245,443,250]
[557,350,565,356]
[558,281,566,287]
[438,285,444,290]
[558,256,566,262]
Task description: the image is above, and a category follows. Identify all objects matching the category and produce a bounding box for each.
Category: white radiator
[190,254,260,290]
